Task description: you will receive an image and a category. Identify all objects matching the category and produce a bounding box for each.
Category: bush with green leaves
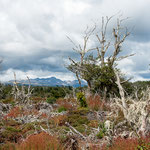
[137,139,150,150]
[96,123,107,139]
[58,106,67,113]
[76,92,87,107]
[46,97,56,104]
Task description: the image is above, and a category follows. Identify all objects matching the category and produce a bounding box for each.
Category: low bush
[51,115,67,126]
[58,106,67,113]
[104,136,150,150]
[88,120,99,128]
[16,132,63,150]
[4,107,39,120]
[66,112,89,127]
[87,95,110,111]
[0,142,16,150]
[0,126,22,143]
[4,107,22,119]
[56,98,75,110]
[46,97,56,104]
[76,92,87,107]
[96,123,107,139]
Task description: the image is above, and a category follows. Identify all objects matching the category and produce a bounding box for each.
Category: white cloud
[64,0,90,15]
[0,0,150,81]
[0,68,75,82]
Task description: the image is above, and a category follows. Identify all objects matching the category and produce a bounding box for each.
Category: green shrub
[0,142,16,150]
[75,125,85,133]
[6,127,21,132]
[76,92,87,107]
[137,139,150,150]
[67,112,89,127]
[96,123,107,139]
[97,130,104,139]
[1,126,21,143]
[58,106,67,113]
[46,97,56,104]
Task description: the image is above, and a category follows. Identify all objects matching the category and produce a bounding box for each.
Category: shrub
[97,130,105,139]
[46,97,56,104]
[75,125,85,133]
[51,115,67,126]
[58,106,67,113]
[96,123,107,139]
[66,111,89,127]
[0,142,16,150]
[104,136,150,150]
[1,126,22,143]
[22,123,36,134]
[87,95,110,111]
[16,132,63,150]
[4,107,39,120]
[4,107,21,119]
[56,98,75,110]
[137,138,150,150]
[76,92,87,107]
[88,120,99,128]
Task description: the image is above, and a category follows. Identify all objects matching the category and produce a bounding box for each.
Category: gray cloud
[0,0,150,81]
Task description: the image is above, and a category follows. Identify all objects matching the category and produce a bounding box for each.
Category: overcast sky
[0,0,150,82]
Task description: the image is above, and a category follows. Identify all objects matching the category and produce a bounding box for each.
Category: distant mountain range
[8,77,87,87]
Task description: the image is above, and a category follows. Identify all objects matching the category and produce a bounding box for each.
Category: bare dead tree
[67,25,96,65]
[67,25,96,90]
[96,16,135,68]
[114,70,150,137]
[68,16,134,96]
[12,73,33,104]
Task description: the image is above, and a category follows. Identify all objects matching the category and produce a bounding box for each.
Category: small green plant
[6,126,21,132]
[96,123,107,139]
[97,130,104,139]
[137,139,150,150]
[75,125,85,133]
[66,111,89,127]
[46,97,56,104]
[58,106,67,113]
[76,92,87,107]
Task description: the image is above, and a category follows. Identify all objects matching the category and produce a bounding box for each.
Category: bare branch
[12,73,33,104]
[116,53,135,61]
[65,122,87,140]
[114,70,128,110]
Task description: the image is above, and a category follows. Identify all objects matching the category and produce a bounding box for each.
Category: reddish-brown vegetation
[4,107,39,120]
[56,98,75,110]
[51,115,67,126]
[102,136,150,150]
[87,95,110,111]
[16,132,63,150]
[4,107,22,119]
[0,132,63,150]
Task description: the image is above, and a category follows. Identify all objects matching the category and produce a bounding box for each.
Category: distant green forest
[1,80,150,104]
